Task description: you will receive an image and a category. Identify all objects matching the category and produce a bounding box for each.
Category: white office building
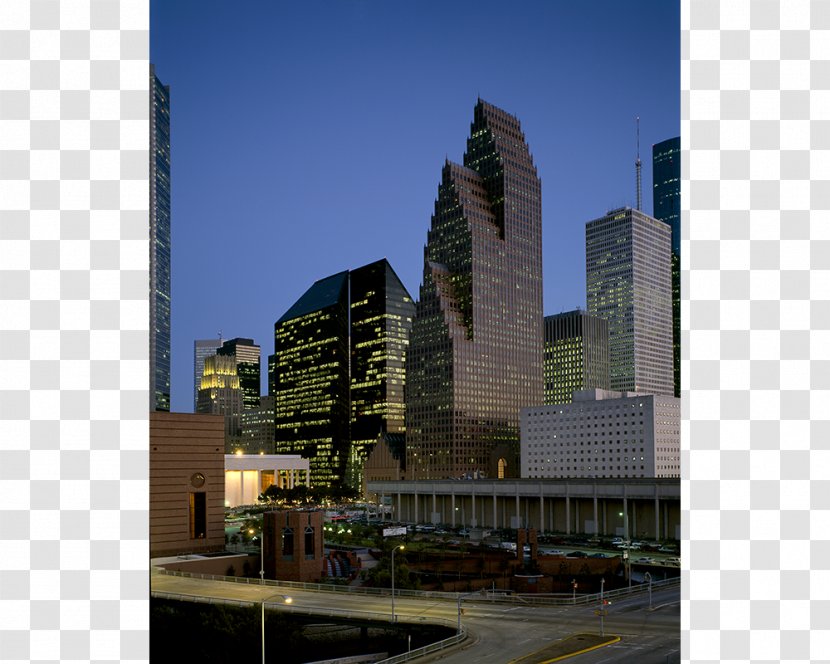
[520,389,680,479]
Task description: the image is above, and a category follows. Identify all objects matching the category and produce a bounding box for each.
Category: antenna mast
[635,117,642,211]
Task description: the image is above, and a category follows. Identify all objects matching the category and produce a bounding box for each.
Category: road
[151,571,679,663]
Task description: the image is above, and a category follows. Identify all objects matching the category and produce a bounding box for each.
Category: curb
[541,635,621,663]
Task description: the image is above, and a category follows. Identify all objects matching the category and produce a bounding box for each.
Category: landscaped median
[508,633,621,664]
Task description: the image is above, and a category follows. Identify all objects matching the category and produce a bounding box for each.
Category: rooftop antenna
[635,117,642,211]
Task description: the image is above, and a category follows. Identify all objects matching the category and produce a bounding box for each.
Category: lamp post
[456,589,482,634]
[644,571,652,609]
[599,578,605,637]
[618,510,630,589]
[251,523,265,585]
[261,593,292,664]
[391,544,405,623]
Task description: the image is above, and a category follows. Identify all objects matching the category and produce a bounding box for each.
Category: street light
[456,589,482,634]
[251,523,265,585]
[391,544,405,623]
[644,571,652,609]
[618,511,630,589]
[261,593,292,664]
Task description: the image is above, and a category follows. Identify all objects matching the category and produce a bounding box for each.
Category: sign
[594,609,608,616]
[383,526,407,537]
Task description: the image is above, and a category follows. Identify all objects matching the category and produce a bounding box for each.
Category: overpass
[367,478,680,540]
[151,567,680,663]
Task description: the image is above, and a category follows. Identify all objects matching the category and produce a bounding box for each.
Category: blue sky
[150,1,680,412]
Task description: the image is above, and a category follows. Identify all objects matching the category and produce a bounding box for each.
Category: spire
[635,117,642,211]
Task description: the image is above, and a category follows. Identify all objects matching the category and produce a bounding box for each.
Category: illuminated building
[544,310,609,405]
[193,338,223,411]
[406,100,543,480]
[586,207,673,396]
[196,353,243,447]
[217,337,261,410]
[521,389,680,479]
[652,136,681,397]
[224,453,310,508]
[348,259,414,490]
[238,395,276,455]
[274,272,351,487]
[150,64,171,412]
[273,260,414,489]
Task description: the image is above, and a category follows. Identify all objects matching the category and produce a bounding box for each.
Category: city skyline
[150,1,680,412]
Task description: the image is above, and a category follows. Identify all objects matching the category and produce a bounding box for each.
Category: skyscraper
[196,353,243,446]
[586,207,673,397]
[274,272,351,487]
[406,100,543,481]
[150,65,171,412]
[653,136,681,398]
[348,259,415,489]
[194,338,224,411]
[217,337,261,410]
[273,260,414,489]
[543,310,610,405]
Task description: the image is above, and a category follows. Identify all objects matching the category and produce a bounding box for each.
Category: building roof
[277,271,349,324]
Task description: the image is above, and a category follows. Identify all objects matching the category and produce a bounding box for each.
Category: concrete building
[224,454,310,507]
[263,510,324,582]
[150,412,225,558]
[520,389,680,479]
[194,338,224,412]
[406,100,543,480]
[366,477,680,541]
[363,432,406,501]
[150,65,171,412]
[544,310,609,405]
[196,353,244,449]
[586,207,673,397]
[238,395,276,455]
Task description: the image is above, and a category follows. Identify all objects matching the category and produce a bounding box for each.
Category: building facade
[273,261,414,490]
[263,510,324,582]
[150,412,225,558]
[406,100,543,480]
[586,207,673,397]
[238,395,276,455]
[194,338,224,411]
[274,272,351,487]
[196,354,244,448]
[224,454,310,508]
[348,259,414,489]
[217,337,261,410]
[520,389,680,479]
[652,136,681,398]
[150,65,171,412]
[544,310,610,405]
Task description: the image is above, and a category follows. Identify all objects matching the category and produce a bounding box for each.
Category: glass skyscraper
[543,310,610,405]
[217,337,261,410]
[273,260,414,489]
[586,207,673,397]
[406,100,543,480]
[150,65,171,412]
[653,136,681,397]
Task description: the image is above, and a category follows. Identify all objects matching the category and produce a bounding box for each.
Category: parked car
[635,556,655,564]
[589,552,608,558]
[665,557,681,566]
[566,551,588,558]
[658,545,678,554]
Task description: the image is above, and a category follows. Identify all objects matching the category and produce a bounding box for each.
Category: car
[566,551,588,558]
[541,549,565,556]
[635,556,655,564]
[589,552,608,558]
[665,557,681,566]
[658,545,678,554]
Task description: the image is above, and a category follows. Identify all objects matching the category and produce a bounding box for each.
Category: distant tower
[653,136,681,397]
[217,338,261,410]
[196,354,244,448]
[406,100,543,480]
[586,207,673,396]
[150,64,171,412]
[194,337,224,411]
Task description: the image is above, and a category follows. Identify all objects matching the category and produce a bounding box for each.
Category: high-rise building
[520,389,680,479]
[586,207,673,397]
[348,259,414,489]
[217,337,261,410]
[150,65,171,412]
[274,272,351,487]
[194,338,224,411]
[543,310,610,405]
[239,395,276,455]
[273,260,414,489]
[653,136,681,398]
[196,354,243,446]
[406,100,543,481]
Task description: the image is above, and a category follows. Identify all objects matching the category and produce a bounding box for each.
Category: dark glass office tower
[653,137,680,398]
[348,259,415,489]
[217,337,261,410]
[274,272,351,487]
[149,65,171,412]
[406,100,543,480]
[586,207,673,397]
[544,310,610,405]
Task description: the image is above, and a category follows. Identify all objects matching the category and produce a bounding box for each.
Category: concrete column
[472,490,476,527]
[633,502,637,539]
[515,490,520,526]
[593,496,599,536]
[655,496,660,541]
[239,471,244,502]
[623,497,628,539]
[397,492,402,522]
[540,494,545,533]
[493,489,498,529]
[451,493,456,527]
[414,490,419,523]
[663,501,669,540]
[575,500,580,534]
[565,495,570,535]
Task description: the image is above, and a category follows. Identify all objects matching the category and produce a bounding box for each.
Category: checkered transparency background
[683,1,830,662]
[0,0,149,662]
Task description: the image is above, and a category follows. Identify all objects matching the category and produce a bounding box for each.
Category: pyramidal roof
[277,271,349,324]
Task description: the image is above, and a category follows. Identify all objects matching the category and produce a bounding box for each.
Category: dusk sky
[150,1,680,413]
